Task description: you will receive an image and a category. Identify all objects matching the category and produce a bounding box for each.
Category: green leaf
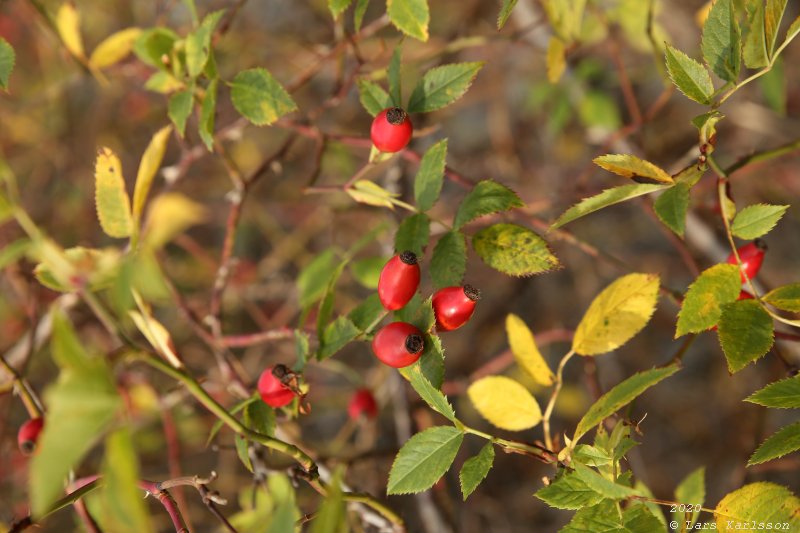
[673,163,706,187]
[95,147,133,238]
[622,503,664,533]
[348,293,385,331]
[559,500,622,533]
[593,154,673,184]
[186,10,223,78]
[387,0,430,41]
[459,444,494,500]
[132,125,172,229]
[414,139,447,212]
[354,0,370,31]
[349,256,384,289]
[764,283,800,312]
[297,250,337,309]
[472,223,559,277]
[782,16,800,54]
[654,183,691,237]
[387,426,464,494]
[418,333,445,388]
[665,44,715,105]
[551,183,668,229]
[573,365,680,443]
[407,62,484,113]
[199,78,218,151]
[730,204,789,239]
[318,316,359,360]
[168,89,193,137]
[430,231,466,289]
[497,0,519,29]
[328,0,354,19]
[572,444,612,467]
[0,37,16,90]
[357,79,390,117]
[143,71,183,94]
[395,294,435,332]
[206,397,257,446]
[743,1,768,68]
[718,299,774,373]
[572,273,660,356]
[98,429,152,533]
[746,376,800,408]
[244,401,276,436]
[748,422,800,466]
[701,0,741,82]
[714,482,800,532]
[573,463,640,500]
[453,179,524,229]
[0,239,30,270]
[402,365,456,422]
[674,467,705,528]
[234,434,252,472]
[395,213,430,256]
[132,28,178,70]
[310,473,347,533]
[230,68,297,126]
[692,112,724,145]
[676,263,741,337]
[765,0,789,58]
[535,471,605,510]
[388,45,402,106]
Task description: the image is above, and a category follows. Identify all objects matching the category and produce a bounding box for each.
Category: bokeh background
[1,0,799,531]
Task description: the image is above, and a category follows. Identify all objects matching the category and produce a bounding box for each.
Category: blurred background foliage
[0,0,799,531]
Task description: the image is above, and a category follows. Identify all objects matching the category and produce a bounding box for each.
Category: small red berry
[371,107,413,153]
[348,388,378,420]
[726,240,766,283]
[18,417,44,455]
[378,251,420,310]
[258,365,296,408]
[372,322,424,368]
[432,285,481,331]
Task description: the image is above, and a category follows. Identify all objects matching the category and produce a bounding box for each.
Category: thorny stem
[542,349,576,452]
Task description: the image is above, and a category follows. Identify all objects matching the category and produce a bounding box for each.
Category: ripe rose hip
[258,365,296,408]
[370,107,413,153]
[348,388,378,420]
[726,240,766,283]
[372,322,424,368]
[432,285,480,331]
[378,251,420,310]
[18,417,44,455]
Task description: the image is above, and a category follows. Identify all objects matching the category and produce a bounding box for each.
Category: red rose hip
[726,240,766,283]
[18,417,44,455]
[258,365,296,408]
[378,251,420,310]
[371,107,413,153]
[348,388,378,420]
[432,285,480,331]
[372,322,424,368]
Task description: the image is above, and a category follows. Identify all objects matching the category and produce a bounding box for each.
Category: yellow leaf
[593,154,673,185]
[506,314,555,386]
[143,193,207,249]
[546,36,566,83]
[573,273,660,356]
[95,147,133,238]
[89,27,141,70]
[132,125,172,227]
[467,376,542,431]
[56,2,85,59]
[346,180,399,209]
[129,305,182,368]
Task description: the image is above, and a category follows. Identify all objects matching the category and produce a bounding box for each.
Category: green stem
[462,425,547,457]
[542,349,576,452]
[342,493,405,527]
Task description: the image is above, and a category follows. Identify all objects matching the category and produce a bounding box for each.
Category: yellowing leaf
[346,180,399,208]
[132,125,172,227]
[89,28,141,69]
[95,147,133,238]
[143,193,207,248]
[594,154,673,184]
[56,3,85,59]
[573,273,660,356]
[546,36,566,83]
[129,308,182,368]
[35,246,120,292]
[506,314,555,386]
[467,376,541,431]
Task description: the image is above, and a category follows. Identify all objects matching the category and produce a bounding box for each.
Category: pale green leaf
[387,427,463,494]
[34,246,120,292]
[354,0,370,31]
[498,0,519,29]
[318,316,359,360]
[357,79,390,117]
[718,299,774,373]
[230,68,297,126]
[551,183,668,229]
[95,147,133,238]
[467,376,542,431]
[97,429,152,533]
[0,239,30,270]
[388,45,402,106]
[506,313,554,385]
[453,179,523,229]
[199,78,217,151]
[459,444,494,500]
[748,422,800,466]
[89,28,141,70]
[701,0,741,82]
[297,250,336,309]
[132,27,178,70]
[593,154,672,184]
[387,0,430,41]
[414,139,447,211]
[765,0,789,57]
[665,44,714,104]
[132,125,172,228]
[535,471,605,510]
[310,468,347,533]
[730,204,788,239]
[674,467,705,528]
[764,283,800,312]
[407,62,484,113]
[430,231,466,289]
[186,10,223,78]
[654,183,691,237]
[395,213,430,256]
[347,180,398,208]
[0,37,15,89]
[472,223,560,277]
[676,263,741,336]
[349,256,384,289]
[328,0,354,18]
[144,71,183,94]
[714,482,800,532]
[743,1,768,68]
[573,463,640,500]
[746,376,800,409]
[168,89,193,137]
[573,365,680,443]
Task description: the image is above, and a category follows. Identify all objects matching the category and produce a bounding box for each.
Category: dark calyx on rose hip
[432,284,481,331]
[378,250,420,310]
[372,321,425,368]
